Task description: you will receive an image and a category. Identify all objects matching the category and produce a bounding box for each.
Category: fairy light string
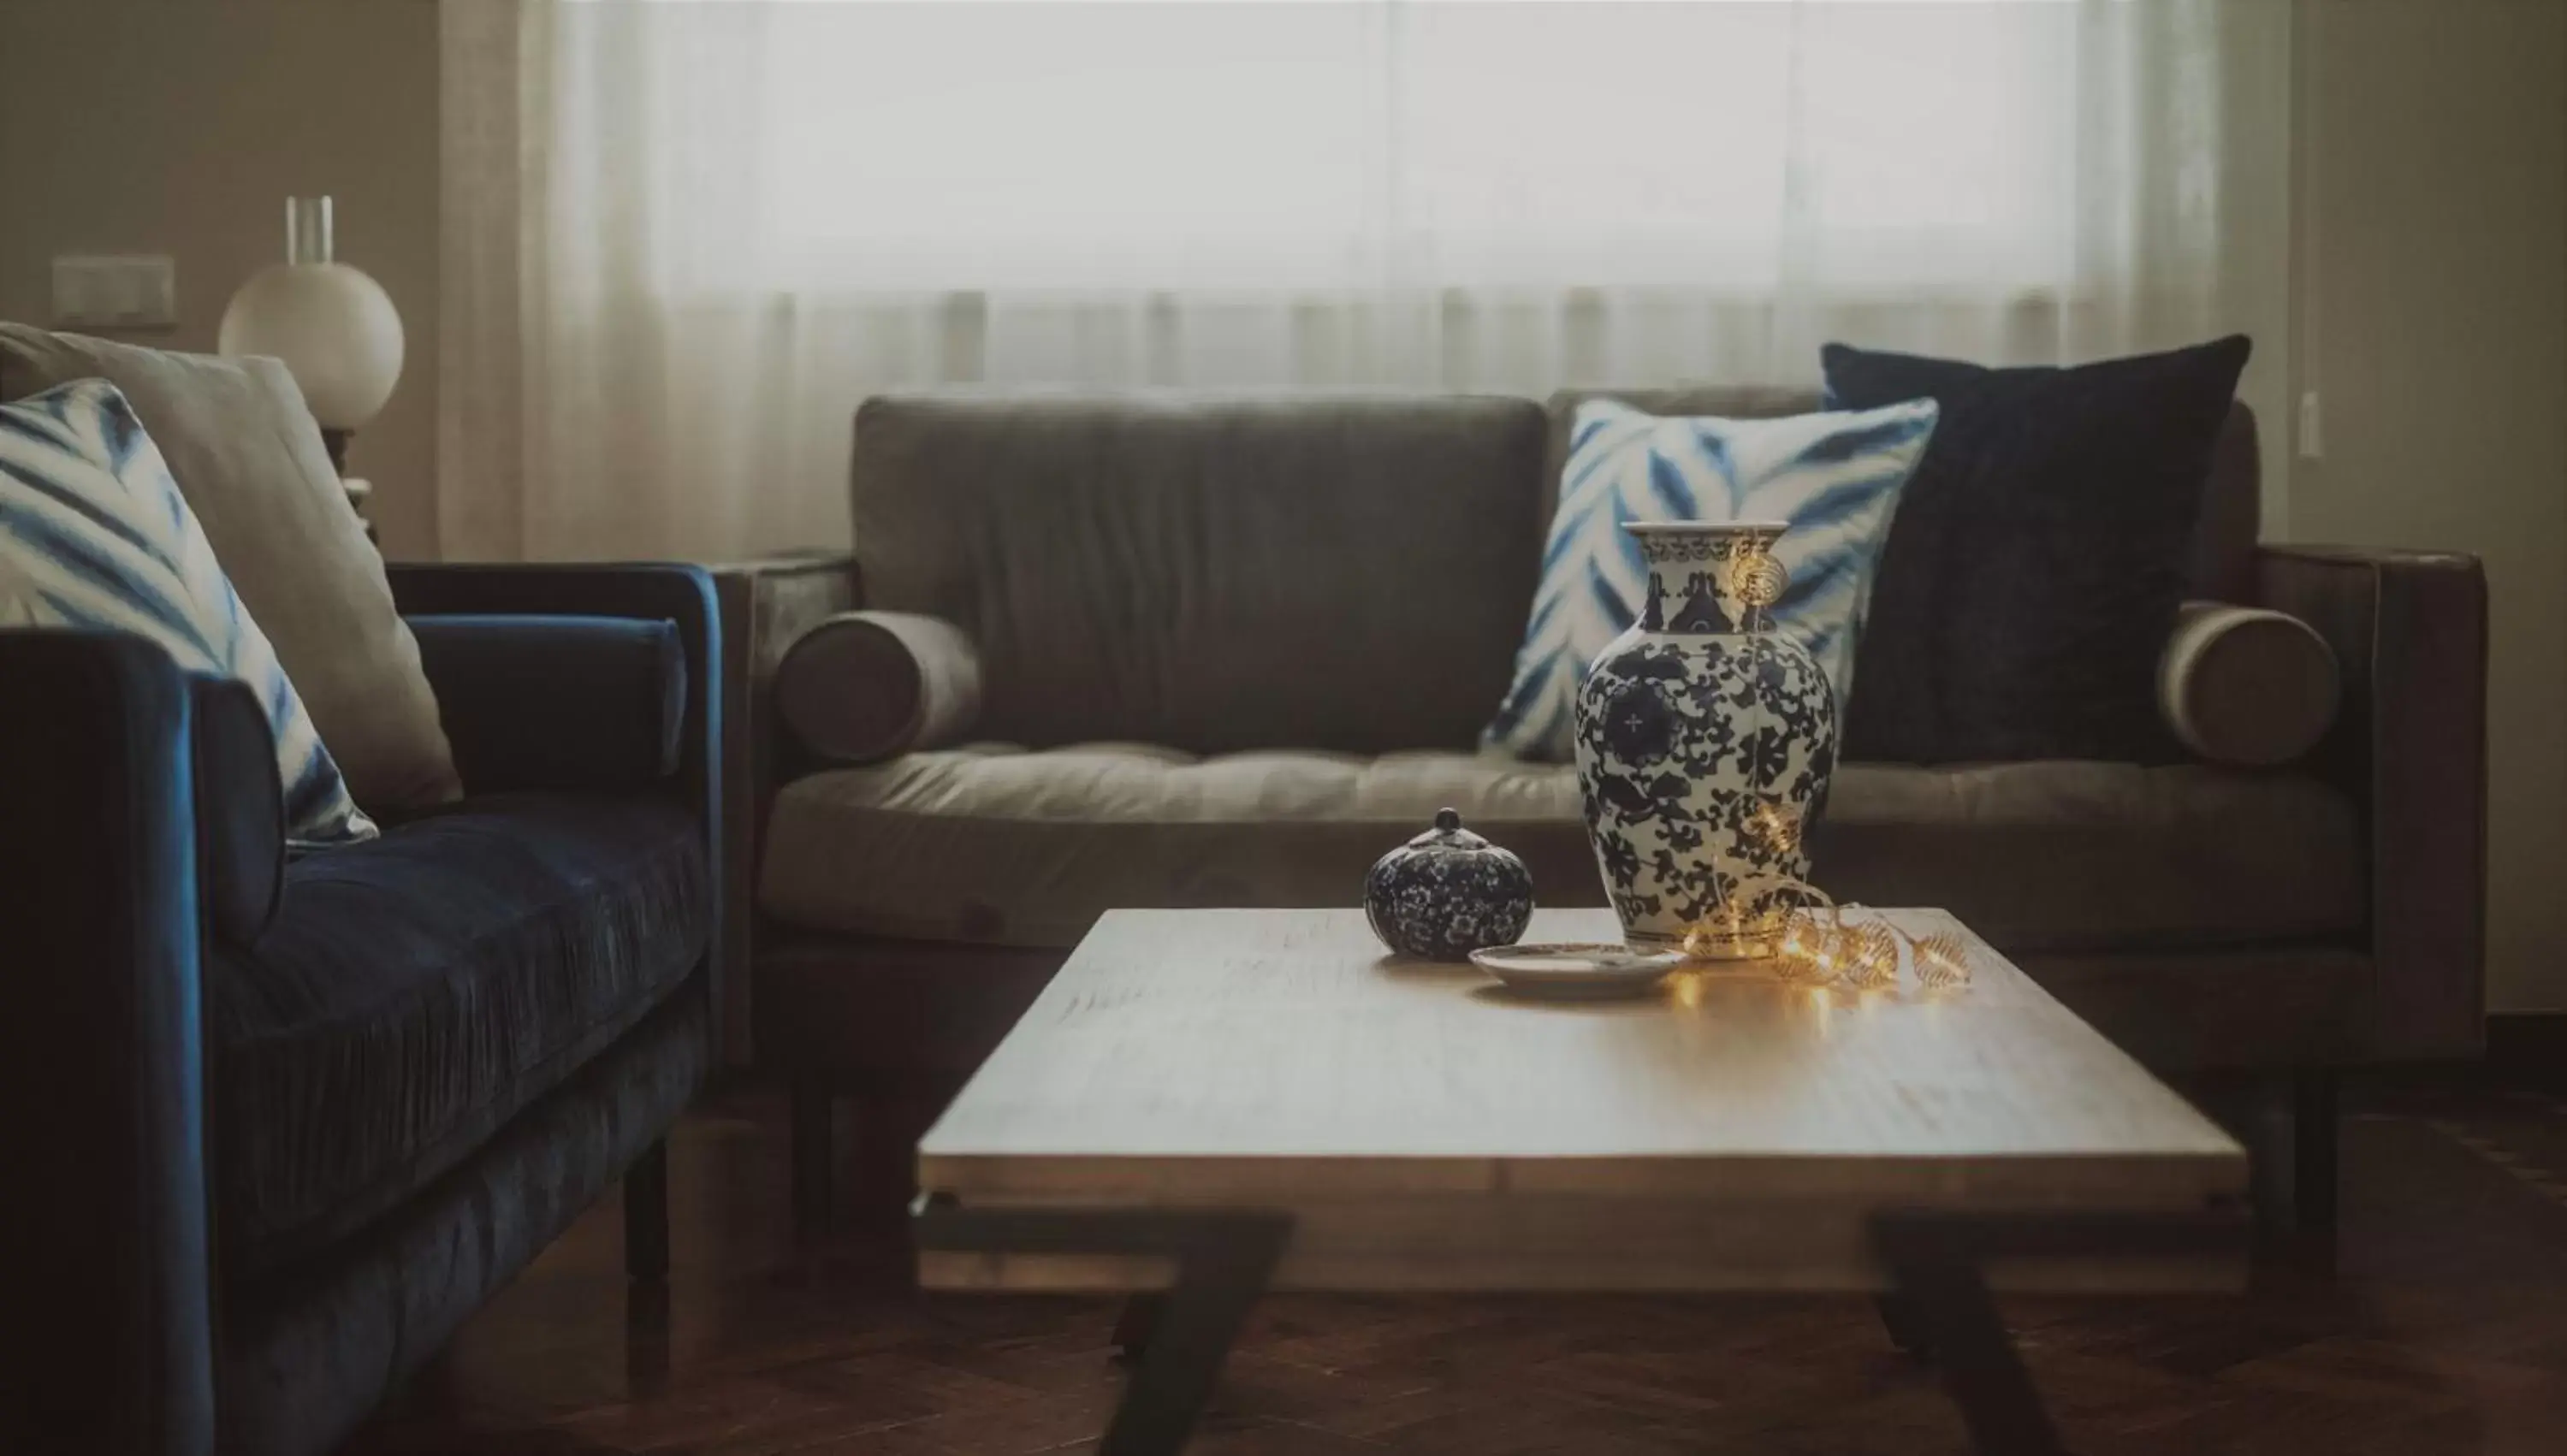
[1681,537,1971,995]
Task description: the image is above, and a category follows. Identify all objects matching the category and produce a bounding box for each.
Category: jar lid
[1404,807,1492,851]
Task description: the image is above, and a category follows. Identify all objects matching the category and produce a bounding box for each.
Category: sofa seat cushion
[1813,761,2362,953]
[210,793,710,1282]
[759,746,2362,954]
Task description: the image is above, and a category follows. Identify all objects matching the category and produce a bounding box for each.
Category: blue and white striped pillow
[1482,397,1940,761]
[1,379,376,846]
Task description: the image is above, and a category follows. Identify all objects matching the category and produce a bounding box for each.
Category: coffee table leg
[1871,1216,2063,1455]
[1108,1222,1288,1454]
[913,1202,1292,1456]
[1114,1293,1165,1360]
[1869,1210,2243,1456]
[1871,1292,1933,1358]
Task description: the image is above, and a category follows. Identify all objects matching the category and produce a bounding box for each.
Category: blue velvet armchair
[0,563,724,1456]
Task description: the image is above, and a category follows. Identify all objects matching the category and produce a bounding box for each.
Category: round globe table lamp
[219,196,404,476]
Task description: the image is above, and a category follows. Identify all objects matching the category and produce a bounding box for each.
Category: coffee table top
[920,908,2244,1215]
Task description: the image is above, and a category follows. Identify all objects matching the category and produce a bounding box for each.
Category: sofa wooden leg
[792,1079,835,1234]
[2294,1068,2339,1234]
[625,1138,671,1281]
[625,1275,673,1395]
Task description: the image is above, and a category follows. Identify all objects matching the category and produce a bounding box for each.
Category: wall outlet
[50,254,178,330]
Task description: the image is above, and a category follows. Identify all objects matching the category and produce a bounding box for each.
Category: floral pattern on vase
[1572,522,1837,955]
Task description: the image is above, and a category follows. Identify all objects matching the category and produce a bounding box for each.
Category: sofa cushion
[851,394,1548,755]
[1820,336,2255,766]
[1,380,376,846]
[407,614,690,791]
[759,747,2362,953]
[776,609,983,764]
[2157,601,2341,767]
[1,324,461,812]
[1484,396,1939,761]
[1544,388,2266,609]
[210,794,710,1282]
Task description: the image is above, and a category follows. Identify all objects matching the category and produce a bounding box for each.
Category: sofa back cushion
[1544,387,2262,605]
[851,394,1549,754]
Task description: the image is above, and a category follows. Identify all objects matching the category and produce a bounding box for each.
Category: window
[567,0,2199,300]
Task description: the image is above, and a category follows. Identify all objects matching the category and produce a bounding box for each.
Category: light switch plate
[50,254,178,330]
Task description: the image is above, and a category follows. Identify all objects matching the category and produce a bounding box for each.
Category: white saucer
[1467,943,1682,998]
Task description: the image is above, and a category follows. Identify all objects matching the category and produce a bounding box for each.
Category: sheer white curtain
[442,0,2290,560]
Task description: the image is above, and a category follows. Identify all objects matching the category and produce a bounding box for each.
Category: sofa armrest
[384,563,726,1051]
[2253,544,2487,1060]
[705,553,858,1063]
[408,615,687,792]
[0,630,216,1456]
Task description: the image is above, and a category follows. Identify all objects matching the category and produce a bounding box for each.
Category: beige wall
[2294,0,2567,1013]
[0,0,442,559]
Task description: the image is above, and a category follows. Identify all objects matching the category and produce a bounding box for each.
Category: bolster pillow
[191,673,285,946]
[776,611,982,764]
[407,614,688,792]
[2157,601,2341,767]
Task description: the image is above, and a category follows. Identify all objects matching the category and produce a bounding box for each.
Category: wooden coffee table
[916,908,2247,1455]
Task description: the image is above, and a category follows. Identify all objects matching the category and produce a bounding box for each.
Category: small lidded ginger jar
[1364,808,1534,961]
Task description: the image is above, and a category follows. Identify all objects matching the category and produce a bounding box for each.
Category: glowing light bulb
[1774,911,1834,983]
[1841,921,1900,990]
[1732,551,1789,608]
[1915,931,1973,990]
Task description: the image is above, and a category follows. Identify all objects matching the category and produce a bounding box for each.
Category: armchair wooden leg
[625,1138,670,1281]
[2294,1068,2339,1234]
[792,1078,835,1234]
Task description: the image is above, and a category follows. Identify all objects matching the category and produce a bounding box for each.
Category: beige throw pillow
[0,323,460,810]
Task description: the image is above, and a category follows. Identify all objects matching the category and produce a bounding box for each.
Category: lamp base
[320,427,351,476]
[341,475,376,547]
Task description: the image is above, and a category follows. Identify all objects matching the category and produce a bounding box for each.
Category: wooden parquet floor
[345,1080,2567,1456]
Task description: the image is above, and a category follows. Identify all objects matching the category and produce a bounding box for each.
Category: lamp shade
[218,197,404,430]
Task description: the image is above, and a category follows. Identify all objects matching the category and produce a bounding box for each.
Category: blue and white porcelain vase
[1572,522,1837,956]
[1365,808,1534,961]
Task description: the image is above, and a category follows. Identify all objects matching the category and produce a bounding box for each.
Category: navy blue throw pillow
[1821,335,2252,765]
